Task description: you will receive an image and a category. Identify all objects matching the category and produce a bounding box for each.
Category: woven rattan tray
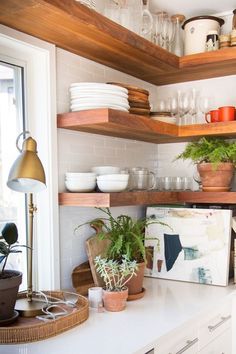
[0,291,89,344]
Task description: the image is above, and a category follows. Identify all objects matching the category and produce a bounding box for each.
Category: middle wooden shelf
[59,191,236,207]
[57,109,236,144]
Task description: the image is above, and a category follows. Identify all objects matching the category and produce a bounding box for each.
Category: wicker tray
[0,291,89,344]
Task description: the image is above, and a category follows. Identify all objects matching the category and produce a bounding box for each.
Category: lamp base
[15,298,44,318]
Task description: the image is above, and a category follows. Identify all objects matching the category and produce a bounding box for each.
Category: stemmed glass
[199,96,214,124]
[167,96,178,121]
[153,12,166,46]
[188,89,198,125]
[178,91,190,125]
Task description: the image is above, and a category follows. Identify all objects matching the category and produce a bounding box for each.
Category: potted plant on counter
[0,223,23,324]
[94,255,137,312]
[87,207,164,297]
[176,137,236,191]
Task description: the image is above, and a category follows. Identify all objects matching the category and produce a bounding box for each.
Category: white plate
[70,83,128,94]
[70,90,128,99]
[71,104,129,112]
[70,97,129,106]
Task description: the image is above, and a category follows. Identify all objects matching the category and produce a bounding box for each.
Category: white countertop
[1,278,236,354]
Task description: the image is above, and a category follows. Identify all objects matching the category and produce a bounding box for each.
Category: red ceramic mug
[205,109,219,123]
[218,106,235,121]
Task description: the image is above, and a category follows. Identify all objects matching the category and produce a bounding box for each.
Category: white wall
[57,12,236,289]
[57,48,160,289]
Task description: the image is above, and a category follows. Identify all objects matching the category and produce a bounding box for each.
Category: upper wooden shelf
[1,0,236,85]
[57,109,236,144]
[59,191,236,207]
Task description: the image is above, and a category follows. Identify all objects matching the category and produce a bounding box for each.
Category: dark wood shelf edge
[59,191,236,207]
[1,1,236,85]
[57,110,236,144]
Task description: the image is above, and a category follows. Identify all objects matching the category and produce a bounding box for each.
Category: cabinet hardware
[208,315,231,332]
[168,337,199,354]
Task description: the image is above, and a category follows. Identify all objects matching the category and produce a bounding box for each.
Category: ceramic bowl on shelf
[96,174,129,192]
[91,166,120,175]
[65,172,96,192]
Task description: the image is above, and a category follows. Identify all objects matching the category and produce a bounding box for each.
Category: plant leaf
[2,223,18,245]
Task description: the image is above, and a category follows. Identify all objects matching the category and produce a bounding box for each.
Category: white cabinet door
[198,328,231,354]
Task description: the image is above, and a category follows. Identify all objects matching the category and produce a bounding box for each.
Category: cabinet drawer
[157,327,198,354]
[198,302,232,350]
[198,328,232,354]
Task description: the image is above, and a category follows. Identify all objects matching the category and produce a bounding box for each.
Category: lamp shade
[7,136,46,193]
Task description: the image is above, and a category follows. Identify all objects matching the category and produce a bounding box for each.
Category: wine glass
[199,96,215,124]
[168,96,178,121]
[178,91,190,125]
[188,88,198,125]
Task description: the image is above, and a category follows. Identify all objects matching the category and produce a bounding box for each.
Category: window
[0,61,27,289]
[0,25,59,291]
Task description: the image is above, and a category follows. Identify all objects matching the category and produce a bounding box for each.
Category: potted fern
[176,137,236,191]
[94,255,137,311]
[0,223,24,323]
[85,207,163,296]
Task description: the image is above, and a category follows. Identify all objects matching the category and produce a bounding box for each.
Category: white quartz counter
[1,278,236,354]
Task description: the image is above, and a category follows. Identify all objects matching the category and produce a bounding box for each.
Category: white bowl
[91,166,120,175]
[97,174,129,181]
[97,179,128,192]
[65,179,96,192]
[66,172,96,178]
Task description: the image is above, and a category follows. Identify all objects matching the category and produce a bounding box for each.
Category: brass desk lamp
[7,132,46,317]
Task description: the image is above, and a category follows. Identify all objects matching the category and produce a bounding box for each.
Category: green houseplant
[94,255,137,311]
[176,137,236,191]
[0,223,24,323]
[81,207,166,296]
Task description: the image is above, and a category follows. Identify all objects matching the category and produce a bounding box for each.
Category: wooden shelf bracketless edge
[59,191,236,207]
[57,109,236,144]
[1,0,236,85]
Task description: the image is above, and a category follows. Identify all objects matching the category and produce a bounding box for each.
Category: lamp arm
[27,193,37,302]
[16,131,30,152]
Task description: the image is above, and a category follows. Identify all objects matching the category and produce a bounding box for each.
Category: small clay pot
[0,270,22,321]
[197,162,234,192]
[102,287,128,312]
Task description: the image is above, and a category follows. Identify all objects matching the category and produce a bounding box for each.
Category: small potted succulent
[94,255,137,312]
[176,137,236,191]
[0,223,23,323]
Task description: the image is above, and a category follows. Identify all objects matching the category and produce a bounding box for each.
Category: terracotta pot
[126,262,145,295]
[197,162,234,192]
[102,287,128,312]
[0,270,22,321]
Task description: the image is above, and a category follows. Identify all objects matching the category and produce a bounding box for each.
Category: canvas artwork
[145,207,232,286]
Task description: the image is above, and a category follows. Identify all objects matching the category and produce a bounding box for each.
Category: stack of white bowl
[69,83,129,112]
[92,166,129,192]
[65,172,96,192]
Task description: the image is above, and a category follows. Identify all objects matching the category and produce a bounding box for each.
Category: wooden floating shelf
[57,109,236,144]
[59,191,236,207]
[1,0,236,85]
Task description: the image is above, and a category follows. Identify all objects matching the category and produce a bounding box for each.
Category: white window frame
[0,24,60,291]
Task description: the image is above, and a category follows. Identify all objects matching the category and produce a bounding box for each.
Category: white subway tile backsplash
[57,47,159,289]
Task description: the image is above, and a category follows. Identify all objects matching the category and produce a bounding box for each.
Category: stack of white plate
[69,83,129,112]
[75,0,96,9]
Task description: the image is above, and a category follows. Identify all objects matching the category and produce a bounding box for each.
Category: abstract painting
[145,207,232,286]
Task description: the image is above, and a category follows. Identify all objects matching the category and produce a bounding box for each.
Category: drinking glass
[178,91,190,125]
[152,11,166,46]
[168,96,178,119]
[188,88,198,125]
[199,96,215,124]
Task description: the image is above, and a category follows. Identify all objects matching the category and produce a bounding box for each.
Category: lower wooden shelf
[59,191,236,207]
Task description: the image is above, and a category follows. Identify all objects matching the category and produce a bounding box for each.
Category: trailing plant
[175,137,236,167]
[0,223,26,276]
[76,207,169,263]
[94,255,137,291]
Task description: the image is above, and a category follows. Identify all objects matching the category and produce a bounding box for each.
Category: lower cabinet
[155,298,232,354]
[198,328,231,354]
